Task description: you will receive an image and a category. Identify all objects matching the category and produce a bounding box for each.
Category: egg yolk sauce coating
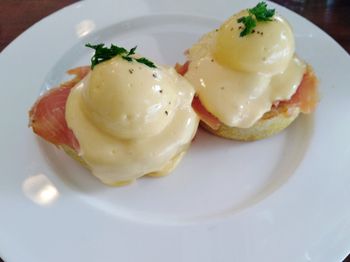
[66,56,199,185]
[184,11,307,129]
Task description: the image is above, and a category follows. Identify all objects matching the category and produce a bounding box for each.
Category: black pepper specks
[152,73,157,78]
[165,110,168,115]
[159,89,163,94]
[215,29,219,32]
[220,86,225,90]
[129,68,134,74]
[211,59,214,62]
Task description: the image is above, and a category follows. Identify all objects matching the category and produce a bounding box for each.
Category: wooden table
[0,0,349,261]
[1,0,349,53]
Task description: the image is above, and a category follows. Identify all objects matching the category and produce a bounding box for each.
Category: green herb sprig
[85,43,157,69]
[237,2,275,37]
[237,16,257,37]
[250,2,275,21]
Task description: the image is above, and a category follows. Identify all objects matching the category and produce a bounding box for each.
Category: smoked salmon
[191,96,221,130]
[176,61,318,125]
[278,66,319,114]
[175,61,190,77]
[29,66,90,150]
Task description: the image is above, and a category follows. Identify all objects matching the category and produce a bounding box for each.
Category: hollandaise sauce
[184,11,306,128]
[66,56,199,185]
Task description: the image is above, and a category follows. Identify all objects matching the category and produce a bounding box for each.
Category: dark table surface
[0,0,349,262]
[1,0,349,53]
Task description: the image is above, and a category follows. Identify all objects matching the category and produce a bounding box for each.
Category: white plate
[1,0,350,261]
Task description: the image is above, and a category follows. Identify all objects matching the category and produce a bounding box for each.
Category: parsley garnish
[237,16,257,37]
[85,43,157,69]
[135,57,157,68]
[250,2,275,21]
[237,2,275,37]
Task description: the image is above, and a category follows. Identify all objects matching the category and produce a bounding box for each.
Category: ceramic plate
[1,0,349,261]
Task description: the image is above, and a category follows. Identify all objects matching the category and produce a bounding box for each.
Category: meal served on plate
[176,2,318,141]
[29,44,199,186]
[29,2,318,186]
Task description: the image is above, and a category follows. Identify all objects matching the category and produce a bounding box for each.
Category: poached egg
[184,10,306,128]
[65,55,199,185]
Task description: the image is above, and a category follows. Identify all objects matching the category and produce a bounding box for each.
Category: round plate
[1,0,349,261]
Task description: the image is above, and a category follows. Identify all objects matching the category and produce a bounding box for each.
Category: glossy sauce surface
[185,13,306,128]
[66,57,199,184]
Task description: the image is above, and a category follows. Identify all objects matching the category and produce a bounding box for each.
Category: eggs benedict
[177,2,318,141]
[29,44,199,186]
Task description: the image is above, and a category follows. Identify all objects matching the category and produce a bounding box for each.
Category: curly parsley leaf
[237,15,257,37]
[85,43,157,69]
[135,57,157,68]
[122,56,133,62]
[127,46,137,56]
[237,2,275,37]
[85,43,126,69]
[249,2,275,21]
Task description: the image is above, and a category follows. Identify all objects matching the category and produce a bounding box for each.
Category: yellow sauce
[65,56,199,185]
[185,13,306,128]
